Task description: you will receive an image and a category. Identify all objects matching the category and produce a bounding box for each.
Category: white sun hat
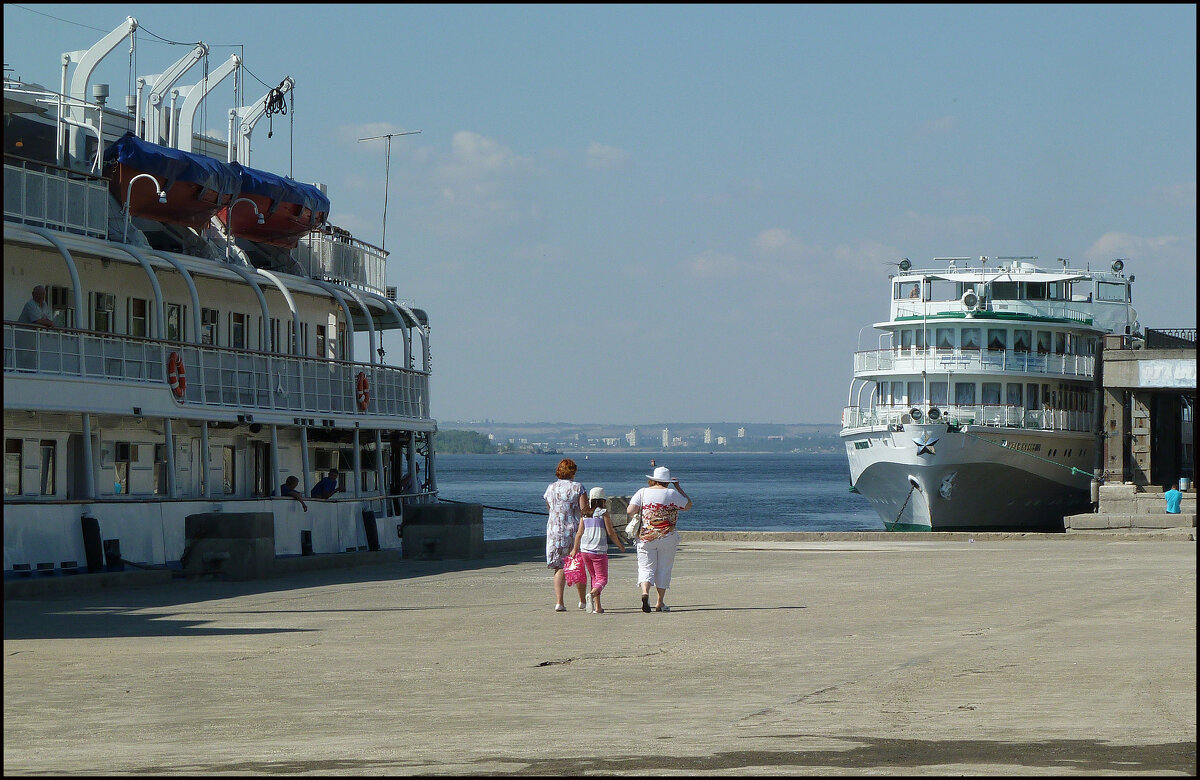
[645,466,677,483]
[588,486,606,500]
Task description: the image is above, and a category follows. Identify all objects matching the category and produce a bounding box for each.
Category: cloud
[585,142,629,170]
[753,228,805,256]
[1083,231,1188,262]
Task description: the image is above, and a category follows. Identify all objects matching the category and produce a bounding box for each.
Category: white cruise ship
[4,16,437,575]
[842,256,1138,531]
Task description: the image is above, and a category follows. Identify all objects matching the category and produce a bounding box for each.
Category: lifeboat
[103,132,241,230]
[218,163,330,248]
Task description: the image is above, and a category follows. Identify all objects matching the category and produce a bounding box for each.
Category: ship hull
[844,424,1095,532]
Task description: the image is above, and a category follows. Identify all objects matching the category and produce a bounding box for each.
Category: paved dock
[3,533,1195,775]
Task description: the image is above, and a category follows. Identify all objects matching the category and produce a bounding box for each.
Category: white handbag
[625,512,642,539]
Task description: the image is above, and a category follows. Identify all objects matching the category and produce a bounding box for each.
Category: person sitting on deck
[18,285,55,328]
[311,469,343,499]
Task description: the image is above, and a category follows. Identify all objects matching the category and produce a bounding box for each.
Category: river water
[432,452,883,540]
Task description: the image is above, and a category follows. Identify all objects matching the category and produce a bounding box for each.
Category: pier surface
[3,534,1195,775]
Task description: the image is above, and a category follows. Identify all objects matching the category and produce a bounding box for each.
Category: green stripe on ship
[883,521,932,532]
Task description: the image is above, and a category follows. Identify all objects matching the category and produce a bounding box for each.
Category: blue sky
[5,4,1195,425]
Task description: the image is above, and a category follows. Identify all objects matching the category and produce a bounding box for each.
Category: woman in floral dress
[543,458,589,612]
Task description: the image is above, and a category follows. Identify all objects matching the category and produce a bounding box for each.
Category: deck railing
[3,322,430,421]
[853,348,1096,379]
[4,156,110,239]
[294,228,388,297]
[1144,328,1197,349]
[891,300,1095,324]
[841,404,1093,433]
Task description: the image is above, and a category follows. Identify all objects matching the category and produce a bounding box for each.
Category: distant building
[737,427,746,438]
[626,428,638,447]
[704,428,713,444]
[662,428,670,448]
[671,437,683,447]
[717,436,727,446]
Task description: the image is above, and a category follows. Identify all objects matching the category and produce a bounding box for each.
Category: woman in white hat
[626,466,692,612]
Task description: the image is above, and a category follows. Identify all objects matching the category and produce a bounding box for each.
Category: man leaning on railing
[17,286,56,329]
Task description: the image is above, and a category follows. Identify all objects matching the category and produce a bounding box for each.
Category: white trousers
[636,530,679,589]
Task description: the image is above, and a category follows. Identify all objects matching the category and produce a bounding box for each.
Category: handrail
[852,347,1095,379]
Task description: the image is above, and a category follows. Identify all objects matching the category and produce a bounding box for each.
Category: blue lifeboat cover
[103,132,240,196]
[231,162,330,216]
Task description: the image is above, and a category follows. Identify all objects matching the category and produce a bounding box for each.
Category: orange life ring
[355,371,370,411]
[166,352,186,399]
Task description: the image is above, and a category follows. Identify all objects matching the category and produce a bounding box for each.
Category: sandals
[655,604,670,612]
[641,594,651,613]
[554,604,567,612]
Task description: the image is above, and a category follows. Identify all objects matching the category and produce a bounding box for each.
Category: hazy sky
[5,4,1195,425]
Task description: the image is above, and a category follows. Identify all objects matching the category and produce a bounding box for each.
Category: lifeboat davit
[218,163,330,248]
[104,132,240,230]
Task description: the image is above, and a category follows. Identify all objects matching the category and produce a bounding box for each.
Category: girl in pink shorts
[570,487,626,613]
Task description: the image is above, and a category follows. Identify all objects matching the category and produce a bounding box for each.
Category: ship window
[337,323,347,360]
[166,303,185,342]
[1036,331,1052,354]
[1026,383,1039,411]
[930,279,956,301]
[1013,329,1031,352]
[1049,282,1067,300]
[891,382,904,405]
[128,297,149,338]
[222,445,236,495]
[299,322,309,356]
[907,382,924,405]
[1054,332,1066,355]
[230,313,247,349]
[900,329,914,349]
[92,292,115,333]
[1006,383,1023,407]
[4,439,22,496]
[929,382,948,405]
[39,439,56,495]
[154,443,168,495]
[251,441,270,497]
[316,325,328,360]
[954,382,976,405]
[48,285,74,328]
[987,329,1007,351]
[961,328,981,350]
[935,328,955,350]
[895,281,921,300]
[915,327,926,349]
[982,382,1002,405]
[113,441,135,494]
[991,281,1018,299]
[1022,282,1048,300]
[1097,282,1127,302]
[201,308,219,345]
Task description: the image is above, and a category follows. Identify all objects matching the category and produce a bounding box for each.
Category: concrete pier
[3,533,1195,775]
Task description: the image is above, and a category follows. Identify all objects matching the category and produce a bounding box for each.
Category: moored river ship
[4,15,437,575]
[842,256,1138,531]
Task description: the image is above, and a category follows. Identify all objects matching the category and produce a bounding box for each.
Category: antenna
[357,129,421,251]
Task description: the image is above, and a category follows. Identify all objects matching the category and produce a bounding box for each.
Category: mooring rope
[437,497,545,516]
[959,429,1094,478]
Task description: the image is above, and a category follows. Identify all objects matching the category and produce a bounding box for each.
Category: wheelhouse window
[1097,282,1127,302]
[987,328,1007,351]
[961,327,981,350]
[991,281,1018,299]
[39,439,56,495]
[201,307,219,345]
[1013,329,1031,352]
[954,382,976,405]
[91,292,115,333]
[895,280,921,300]
[1022,282,1048,300]
[128,297,150,338]
[4,439,22,495]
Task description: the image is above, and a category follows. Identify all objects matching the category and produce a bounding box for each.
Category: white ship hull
[844,423,1095,531]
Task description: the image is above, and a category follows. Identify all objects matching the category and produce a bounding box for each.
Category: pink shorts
[580,551,609,591]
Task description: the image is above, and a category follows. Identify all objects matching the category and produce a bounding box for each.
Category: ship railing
[853,348,1095,379]
[3,321,430,421]
[892,300,1094,324]
[841,404,1093,433]
[4,155,110,240]
[294,228,388,297]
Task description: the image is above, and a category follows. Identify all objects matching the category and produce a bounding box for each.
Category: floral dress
[543,478,584,569]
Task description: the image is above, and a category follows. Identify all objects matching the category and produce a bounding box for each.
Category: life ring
[166,352,186,400]
[355,371,370,411]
